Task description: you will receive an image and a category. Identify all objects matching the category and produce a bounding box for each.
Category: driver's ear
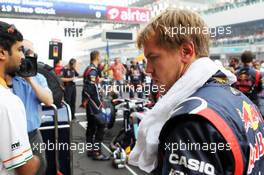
[179,42,195,64]
[0,48,8,61]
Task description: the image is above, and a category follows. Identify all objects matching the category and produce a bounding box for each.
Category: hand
[72,77,78,82]
[23,76,33,83]
[98,77,104,83]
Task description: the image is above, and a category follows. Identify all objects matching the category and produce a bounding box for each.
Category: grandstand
[202,0,264,60]
[201,0,263,15]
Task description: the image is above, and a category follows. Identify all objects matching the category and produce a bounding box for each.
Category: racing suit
[234,66,262,106]
[158,72,264,175]
[82,63,105,153]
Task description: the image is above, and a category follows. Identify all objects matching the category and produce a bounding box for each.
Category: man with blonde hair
[129,9,264,175]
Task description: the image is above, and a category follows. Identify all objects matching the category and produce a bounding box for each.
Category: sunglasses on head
[7,24,16,34]
[0,23,16,34]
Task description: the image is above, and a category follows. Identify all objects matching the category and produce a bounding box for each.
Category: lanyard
[0,77,7,88]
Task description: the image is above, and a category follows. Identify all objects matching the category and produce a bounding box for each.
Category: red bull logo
[239,101,262,132]
[236,101,264,174]
[247,132,264,174]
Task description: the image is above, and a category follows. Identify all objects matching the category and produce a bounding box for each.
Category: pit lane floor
[72,112,149,175]
[70,84,149,175]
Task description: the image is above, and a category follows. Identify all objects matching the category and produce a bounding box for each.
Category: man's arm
[61,77,75,82]
[61,67,79,82]
[15,156,40,175]
[25,76,53,106]
[122,64,126,75]
[160,116,236,175]
[0,99,40,175]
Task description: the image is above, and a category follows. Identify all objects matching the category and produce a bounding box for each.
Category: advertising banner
[0,0,150,23]
[0,0,107,20]
[106,6,151,23]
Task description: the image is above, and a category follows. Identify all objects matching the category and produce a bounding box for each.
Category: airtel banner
[107,6,151,23]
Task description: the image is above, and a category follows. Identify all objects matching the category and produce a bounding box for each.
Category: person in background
[229,57,240,72]
[98,62,105,78]
[123,62,129,82]
[0,21,40,175]
[82,50,109,160]
[129,60,143,98]
[54,60,63,76]
[6,39,53,175]
[234,51,263,106]
[260,61,264,72]
[257,59,264,118]
[253,59,261,70]
[61,58,79,120]
[109,57,126,98]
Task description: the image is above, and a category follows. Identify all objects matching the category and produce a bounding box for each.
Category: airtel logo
[107,7,150,23]
[108,8,119,19]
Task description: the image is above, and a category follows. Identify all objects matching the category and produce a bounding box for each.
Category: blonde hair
[137,9,210,58]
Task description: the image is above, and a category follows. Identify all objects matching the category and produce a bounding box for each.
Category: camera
[17,54,38,77]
